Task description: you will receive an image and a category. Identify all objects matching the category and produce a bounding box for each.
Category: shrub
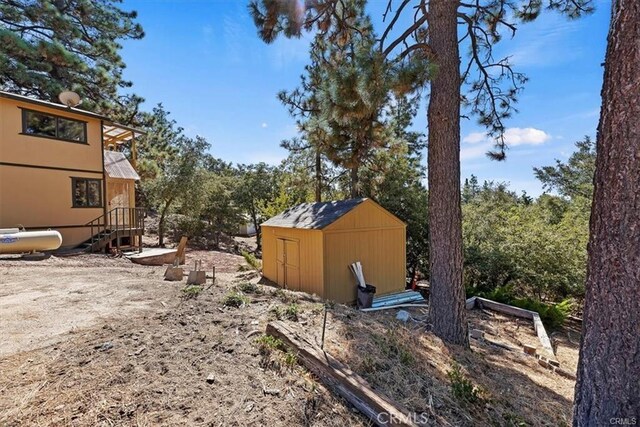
[270,303,300,321]
[447,363,480,404]
[237,282,259,294]
[274,288,297,304]
[182,285,203,298]
[241,250,262,271]
[372,331,414,367]
[282,350,298,369]
[222,291,248,308]
[255,334,284,354]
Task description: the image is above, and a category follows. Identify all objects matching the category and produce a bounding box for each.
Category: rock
[470,329,485,340]
[206,373,215,384]
[263,388,280,396]
[164,267,184,281]
[396,310,411,322]
[95,342,113,351]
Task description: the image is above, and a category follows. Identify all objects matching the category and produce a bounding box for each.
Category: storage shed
[261,198,406,303]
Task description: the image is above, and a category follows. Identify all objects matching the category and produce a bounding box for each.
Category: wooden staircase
[80,207,145,253]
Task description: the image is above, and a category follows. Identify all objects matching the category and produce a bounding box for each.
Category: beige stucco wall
[0,98,103,171]
[0,97,105,248]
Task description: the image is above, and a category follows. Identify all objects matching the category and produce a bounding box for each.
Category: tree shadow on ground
[321,305,574,426]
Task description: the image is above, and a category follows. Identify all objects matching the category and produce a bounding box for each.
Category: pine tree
[249,0,593,346]
[0,0,144,112]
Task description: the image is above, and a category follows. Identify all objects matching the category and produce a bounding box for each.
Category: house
[0,91,144,251]
[237,219,257,236]
[261,198,406,304]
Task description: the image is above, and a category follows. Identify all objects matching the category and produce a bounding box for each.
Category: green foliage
[234,163,281,249]
[470,285,574,330]
[274,288,297,304]
[255,334,284,354]
[534,136,596,200]
[270,303,300,321]
[241,251,262,271]
[502,412,528,427]
[0,0,144,113]
[371,331,414,367]
[463,178,589,302]
[447,363,480,404]
[282,350,298,369]
[221,291,249,308]
[236,282,260,294]
[182,285,203,299]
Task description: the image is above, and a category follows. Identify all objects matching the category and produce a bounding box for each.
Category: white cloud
[503,127,551,146]
[462,132,488,144]
[261,122,268,128]
[461,142,493,161]
[460,127,551,160]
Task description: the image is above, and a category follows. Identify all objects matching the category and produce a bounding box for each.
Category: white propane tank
[0,229,63,254]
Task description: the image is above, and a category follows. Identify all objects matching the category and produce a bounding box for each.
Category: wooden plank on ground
[474,297,537,319]
[175,236,188,265]
[266,321,416,427]
[532,313,556,358]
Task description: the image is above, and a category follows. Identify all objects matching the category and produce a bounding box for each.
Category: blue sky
[120,0,610,196]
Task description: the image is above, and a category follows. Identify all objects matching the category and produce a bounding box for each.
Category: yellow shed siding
[261,226,325,297]
[261,199,407,304]
[323,199,405,232]
[323,227,406,303]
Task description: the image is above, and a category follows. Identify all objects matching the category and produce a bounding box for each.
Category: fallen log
[266,321,416,426]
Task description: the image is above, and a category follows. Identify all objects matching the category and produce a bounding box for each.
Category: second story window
[22,109,87,143]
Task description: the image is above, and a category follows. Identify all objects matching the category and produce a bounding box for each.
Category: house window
[72,178,102,208]
[22,109,87,143]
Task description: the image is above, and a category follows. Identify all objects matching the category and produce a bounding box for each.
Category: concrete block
[523,344,537,356]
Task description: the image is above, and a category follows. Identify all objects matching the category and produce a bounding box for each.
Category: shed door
[276,238,300,291]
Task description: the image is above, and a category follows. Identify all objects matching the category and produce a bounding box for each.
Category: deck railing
[86,207,145,252]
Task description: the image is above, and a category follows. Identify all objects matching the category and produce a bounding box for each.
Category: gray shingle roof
[104,150,140,180]
[261,198,367,229]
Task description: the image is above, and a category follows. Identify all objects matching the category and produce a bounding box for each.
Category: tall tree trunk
[252,212,262,251]
[315,148,322,202]
[426,0,468,347]
[573,1,640,424]
[158,201,171,248]
[350,165,360,199]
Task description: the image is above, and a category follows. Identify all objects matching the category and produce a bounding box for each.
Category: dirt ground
[0,251,580,426]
